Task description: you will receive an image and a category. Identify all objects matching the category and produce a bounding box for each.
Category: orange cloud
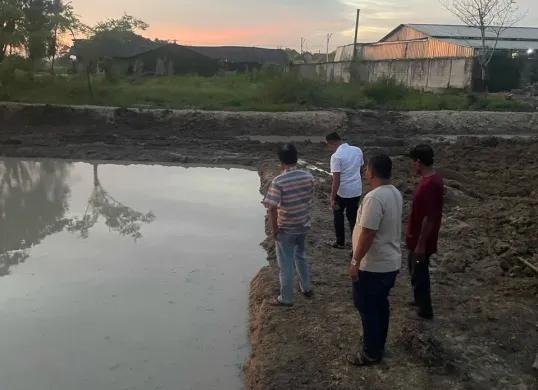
[146,25,288,46]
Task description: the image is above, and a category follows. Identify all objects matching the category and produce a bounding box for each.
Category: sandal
[346,351,381,367]
[326,240,346,249]
[269,297,294,307]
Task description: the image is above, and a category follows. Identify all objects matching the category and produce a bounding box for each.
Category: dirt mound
[248,138,537,390]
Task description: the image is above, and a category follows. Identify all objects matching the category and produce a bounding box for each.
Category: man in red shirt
[406,145,444,320]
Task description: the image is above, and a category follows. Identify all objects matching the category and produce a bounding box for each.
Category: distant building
[70,35,218,76]
[69,34,288,76]
[334,43,372,62]
[187,46,289,71]
[362,24,538,60]
[302,23,538,91]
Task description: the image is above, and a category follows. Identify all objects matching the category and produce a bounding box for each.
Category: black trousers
[408,252,434,318]
[352,270,399,360]
[334,195,361,246]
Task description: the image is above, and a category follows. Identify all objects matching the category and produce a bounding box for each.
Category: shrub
[362,77,410,104]
[259,74,328,106]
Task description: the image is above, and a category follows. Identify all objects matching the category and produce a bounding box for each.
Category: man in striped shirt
[263,144,314,307]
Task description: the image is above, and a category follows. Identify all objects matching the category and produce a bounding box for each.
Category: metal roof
[334,43,373,62]
[188,46,289,65]
[71,33,161,58]
[406,24,538,41]
[443,38,538,50]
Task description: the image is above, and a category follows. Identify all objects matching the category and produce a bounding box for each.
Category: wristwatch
[351,259,358,266]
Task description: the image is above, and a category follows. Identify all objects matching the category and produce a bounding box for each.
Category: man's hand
[348,264,359,282]
[272,229,281,242]
[330,199,339,211]
[414,244,426,263]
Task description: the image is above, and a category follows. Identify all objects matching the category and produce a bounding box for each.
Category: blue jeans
[352,270,398,360]
[275,231,312,305]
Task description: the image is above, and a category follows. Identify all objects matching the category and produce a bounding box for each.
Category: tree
[0,0,25,62]
[81,13,148,101]
[47,0,85,73]
[440,0,526,89]
[20,0,52,67]
[1,0,84,69]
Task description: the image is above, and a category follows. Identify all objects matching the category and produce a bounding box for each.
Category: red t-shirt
[406,174,444,254]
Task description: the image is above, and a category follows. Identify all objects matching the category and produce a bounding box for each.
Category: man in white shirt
[346,154,403,367]
[326,132,364,249]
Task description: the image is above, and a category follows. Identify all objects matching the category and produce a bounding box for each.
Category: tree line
[0,0,150,73]
[0,0,85,70]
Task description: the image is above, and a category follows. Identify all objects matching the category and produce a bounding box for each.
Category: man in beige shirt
[346,154,403,366]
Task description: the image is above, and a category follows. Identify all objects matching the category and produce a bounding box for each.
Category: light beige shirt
[352,185,403,273]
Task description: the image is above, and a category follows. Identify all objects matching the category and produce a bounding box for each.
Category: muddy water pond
[0,159,266,390]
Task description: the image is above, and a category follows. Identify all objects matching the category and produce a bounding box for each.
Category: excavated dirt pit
[0,105,537,390]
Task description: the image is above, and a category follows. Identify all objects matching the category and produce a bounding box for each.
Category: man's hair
[278,143,298,165]
[325,132,341,142]
[409,144,434,166]
[368,154,392,180]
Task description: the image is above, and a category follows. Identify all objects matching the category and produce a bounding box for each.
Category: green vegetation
[1,2,534,113]
[1,68,534,112]
[0,0,85,70]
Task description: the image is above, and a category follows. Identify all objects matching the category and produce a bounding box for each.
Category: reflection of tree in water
[68,164,156,241]
[0,161,156,277]
[0,160,72,276]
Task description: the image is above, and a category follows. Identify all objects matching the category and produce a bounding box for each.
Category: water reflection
[0,161,265,390]
[0,160,156,276]
[0,160,71,276]
[67,164,156,240]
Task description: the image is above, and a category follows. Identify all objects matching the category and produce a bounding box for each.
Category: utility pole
[300,37,306,55]
[326,33,333,63]
[352,9,360,62]
[351,8,361,83]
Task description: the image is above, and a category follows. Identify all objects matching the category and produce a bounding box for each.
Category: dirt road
[1,104,537,390]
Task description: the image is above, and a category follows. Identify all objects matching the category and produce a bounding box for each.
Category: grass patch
[0,69,534,112]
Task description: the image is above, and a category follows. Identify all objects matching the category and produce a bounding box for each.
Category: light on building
[527,49,534,54]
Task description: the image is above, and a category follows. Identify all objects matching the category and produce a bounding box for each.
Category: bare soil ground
[1,104,537,390]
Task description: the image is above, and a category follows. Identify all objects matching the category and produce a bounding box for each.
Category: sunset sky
[70,0,538,51]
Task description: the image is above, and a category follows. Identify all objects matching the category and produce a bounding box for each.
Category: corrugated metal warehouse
[334,43,371,62]
[361,24,538,60]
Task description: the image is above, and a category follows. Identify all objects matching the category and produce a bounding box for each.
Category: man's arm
[349,197,382,279]
[263,180,282,240]
[330,155,341,209]
[267,205,279,240]
[415,184,442,254]
[330,172,341,207]
[415,217,434,254]
[352,227,376,263]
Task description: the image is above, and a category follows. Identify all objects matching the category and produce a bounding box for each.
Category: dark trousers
[408,253,433,318]
[352,270,398,360]
[334,195,361,246]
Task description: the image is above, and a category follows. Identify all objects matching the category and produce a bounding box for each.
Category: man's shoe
[326,240,346,249]
[415,308,434,320]
[303,290,314,299]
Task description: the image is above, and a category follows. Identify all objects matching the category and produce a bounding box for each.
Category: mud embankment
[2,103,538,140]
[1,103,538,390]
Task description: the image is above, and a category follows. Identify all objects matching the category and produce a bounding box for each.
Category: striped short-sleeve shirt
[263,167,314,234]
